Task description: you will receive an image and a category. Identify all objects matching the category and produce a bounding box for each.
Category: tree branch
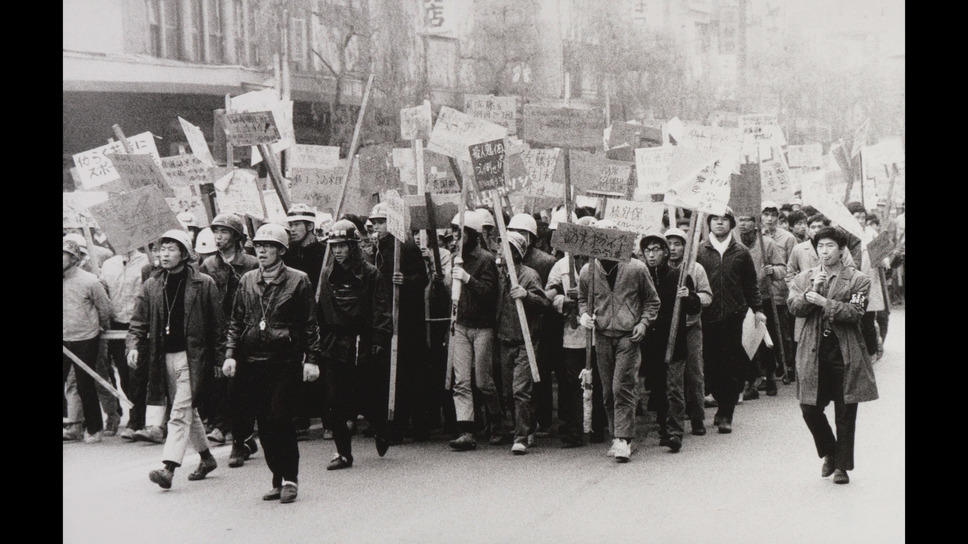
[312,48,340,77]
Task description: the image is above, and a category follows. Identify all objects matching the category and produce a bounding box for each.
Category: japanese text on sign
[88,185,182,255]
[634,147,676,197]
[104,153,174,197]
[520,148,563,196]
[468,138,507,192]
[664,156,736,216]
[427,106,508,161]
[161,154,212,187]
[214,169,266,218]
[759,148,793,203]
[63,192,109,229]
[384,189,409,241]
[400,102,433,141]
[464,94,518,135]
[522,104,605,149]
[178,117,216,168]
[72,132,161,190]
[551,222,637,262]
[604,199,665,235]
[423,0,453,34]
[223,111,281,146]
[288,144,341,171]
[586,162,634,198]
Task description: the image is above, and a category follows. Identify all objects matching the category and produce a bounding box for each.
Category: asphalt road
[64,308,904,544]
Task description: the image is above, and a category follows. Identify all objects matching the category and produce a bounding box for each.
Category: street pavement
[64,309,904,544]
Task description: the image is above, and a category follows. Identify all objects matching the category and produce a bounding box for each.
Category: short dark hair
[807,214,830,227]
[846,201,866,215]
[787,210,808,226]
[866,215,881,226]
[779,203,794,213]
[802,205,819,216]
[811,226,848,250]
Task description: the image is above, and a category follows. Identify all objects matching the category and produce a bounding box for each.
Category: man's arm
[637,266,661,328]
[691,263,713,309]
[370,269,393,347]
[740,251,763,314]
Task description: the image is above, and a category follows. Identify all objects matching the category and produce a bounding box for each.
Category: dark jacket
[578,258,661,337]
[696,234,762,323]
[367,232,428,338]
[317,247,392,362]
[282,234,327,293]
[523,246,556,287]
[496,263,549,343]
[127,264,225,407]
[225,264,321,367]
[456,244,499,329]
[200,249,260,317]
[641,263,701,368]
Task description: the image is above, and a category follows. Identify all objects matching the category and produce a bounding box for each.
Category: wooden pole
[388,238,401,422]
[884,163,898,220]
[858,148,866,208]
[111,125,134,153]
[224,95,234,168]
[756,229,790,379]
[562,148,576,287]
[257,143,291,212]
[444,156,468,389]
[585,258,596,374]
[664,212,700,364]
[63,346,133,410]
[492,189,540,382]
[414,138,428,249]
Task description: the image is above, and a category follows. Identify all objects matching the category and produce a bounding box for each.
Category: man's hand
[754,311,768,325]
[126,349,139,369]
[804,292,827,306]
[392,271,404,285]
[579,313,595,330]
[510,285,527,300]
[303,363,320,382]
[566,287,579,300]
[222,358,237,378]
[630,323,647,342]
[677,286,690,299]
[813,270,828,289]
[452,267,470,284]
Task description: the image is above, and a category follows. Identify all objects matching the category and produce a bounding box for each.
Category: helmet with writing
[210,213,246,238]
[328,219,361,244]
[508,213,537,237]
[451,211,484,233]
[252,223,290,250]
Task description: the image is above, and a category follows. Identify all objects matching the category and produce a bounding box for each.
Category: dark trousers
[358,343,390,440]
[230,372,257,448]
[800,334,858,471]
[324,355,358,461]
[703,313,747,422]
[387,329,433,439]
[751,300,779,384]
[860,311,878,355]
[63,338,104,434]
[534,319,564,431]
[242,360,301,487]
[107,322,148,430]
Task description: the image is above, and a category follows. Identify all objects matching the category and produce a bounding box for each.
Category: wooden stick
[224,95,234,167]
[63,346,133,410]
[388,238,401,422]
[257,143,291,212]
[562,148,577,288]
[664,212,700,364]
[492,189,540,382]
[585,257,596,374]
[111,125,134,153]
[81,226,101,276]
[444,156,467,389]
[756,229,790,378]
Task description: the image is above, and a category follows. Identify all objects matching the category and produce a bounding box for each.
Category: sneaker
[228,445,247,468]
[448,433,476,451]
[244,436,259,459]
[187,457,217,481]
[134,425,165,444]
[511,442,527,455]
[614,440,631,463]
[120,427,138,441]
[206,428,226,444]
[606,438,620,457]
[148,468,173,489]
[63,424,84,442]
[104,414,121,437]
[326,454,353,470]
[280,481,298,503]
[262,487,282,501]
[84,431,103,443]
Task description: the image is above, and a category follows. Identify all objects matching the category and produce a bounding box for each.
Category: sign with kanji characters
[422,0,454,36]
[676,124,743,172]
[384,189,410,241]
[759,147,794,204]
[177,117,216,168]
[165,185,209,228]
[568,149,630,197]
[522,104,605,149]
[288,158,373,218]
[604,198,665,234]
[103,153,173,197]
[519,148,564,197]
[214,169,265,218]
[551,222,637,262]
[468,138,507,192]
[740,114,786,160]
[223,111,281,146]
[786,143,823,169]
[72,131,162,190]
[87,185,181,255]
[464,94,518,135]
[427,106,508,161]
[288,144,341,171]
[230,89,295,164]
[63,191,109,228]
[634,146,676,197]
[400,102,433,141]
[664,155,736,216]
[161,154,212,187]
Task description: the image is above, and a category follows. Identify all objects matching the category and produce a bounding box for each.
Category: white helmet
[506,231,527,259]
[475,208,495,228]
[451,211,485,233]
[252,223,290,250]
[595,219,618,230]
[63,233,89,256]
[549,206,579,230]
[508,213,537,236]
[160,229,195,261]
[369,202,388,221]
[194,227,217,255]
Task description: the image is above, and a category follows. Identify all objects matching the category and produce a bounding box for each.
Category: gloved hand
[579,313,595,330]
[303,363,320,382]
[126,349,139,369]
[452,267,470,284]
[222,358,237,378]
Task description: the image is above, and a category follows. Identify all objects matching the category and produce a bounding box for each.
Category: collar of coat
[257,262,289,285]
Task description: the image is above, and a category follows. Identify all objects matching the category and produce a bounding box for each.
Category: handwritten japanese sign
[72,132,161,190]
[230,89,295,163]
[288,158,372,218]
[103,153,173,197]
[740,113,786,160]
[759,147,794,204]
[161,154,212,187]
[427,106,508,161]
[664,155,736,216]
[400,102,433,141]
[604,199,665,235]
[468,138,507,192]
[786,143,823,169]
[676,124,743,165]
[522,104,605,149]
[634,147,676,196]
[288,144,341,171]
[214,168,267,218]
[866,229,895,266]
[88,185,181,255]
[223,111,281,146]
[165,184,210,228]
[63,191,109,229]
[464,94,518,135]
[177,117,216,168]
[551,222,636,262]
[384,189,410,241]
[519,148,564,197]
[567,149,631,197]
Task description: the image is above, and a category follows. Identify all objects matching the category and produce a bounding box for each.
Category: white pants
[161,352,210,466]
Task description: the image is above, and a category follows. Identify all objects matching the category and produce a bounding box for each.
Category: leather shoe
[280,482,298,503]
[765,382,778,396]
[187,457,217,481]
[821,455,835,478]
[691,421,706,436]
[244,436,259,459]
[448,433,476,451]
[832,469,849,484]
[149,468,173,489]
[375,435,390,457]
[658,436,671,447]
[327,455,353,470]
[560,438,584,448]
[717,422,732,434]
[667,436,682,453]
[228,445,247,468]
[262,487,281,501]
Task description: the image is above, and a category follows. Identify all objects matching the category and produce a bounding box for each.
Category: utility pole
[739,0,748,106]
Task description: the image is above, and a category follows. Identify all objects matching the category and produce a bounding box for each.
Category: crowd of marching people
[64,195,905,500]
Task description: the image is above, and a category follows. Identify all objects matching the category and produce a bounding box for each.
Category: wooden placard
[177,117,216,168]
[866,229,895,265]
[727,162,763,219]
[468,138,507,192]
[223,111,281,146]
[384,189,410,241]
[550,222,637,262]
[427,106,507,161]
[72,131,161,190]
[464,94,518,135]
[603,198,665,234]
[400,102,433,141]
[103,153,174,197]
[87,185,181,255]
[523,104,605,149]
[63,191,109,229]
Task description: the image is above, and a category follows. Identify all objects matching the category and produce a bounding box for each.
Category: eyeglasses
[643,247,665,254]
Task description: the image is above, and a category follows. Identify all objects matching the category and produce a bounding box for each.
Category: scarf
[739,230,758,248]
[261,259,284,282]
[709,232,732,256]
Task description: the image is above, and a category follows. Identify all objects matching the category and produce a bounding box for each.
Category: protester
[787,210,809,244]
[127,230,224,490]
[578,219,661,462]
[788,226,878,485]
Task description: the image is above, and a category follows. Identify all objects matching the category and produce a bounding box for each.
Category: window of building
[234,0,247,64]
[146,0,181,58]
[147,0,162,56]
[207,0,224,63]
[190,0,204,61]
[290,10,308,72]
[248,0,261,66]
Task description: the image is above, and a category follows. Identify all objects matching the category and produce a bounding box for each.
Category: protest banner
[759,147,794,204]
[359,143,401,192]
[728,162,762,219]
[519,148,564,197]
[567,149,632,197]
[177,117,216,168]
[384,189,410,241]
[468,138,507,192]
[803,189,867,241]
[404,193,459,230]
[230,89,295,164]
[214,168,266,218]
[742,308,769,360]
[223,111,281,146]
[866,229,895,266]
[72,131,161,189]
[551,222,637,262]
[427,106,508,161]
[101,153,173,197]
[664,153,736,216]
[400,101,433,141]
[161,154,212,187]
[604,198,665,234]
[63,191,109,228]
[289,157,372,218]
[464,94,518,135]
[522,103,605,149]
[288,144,341,171]
[740,113,787,150]
[88,185,181,255]
[676,124,743,171]
[634,146,676,197]
[165,184,210,227]
[786,143,823,169]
